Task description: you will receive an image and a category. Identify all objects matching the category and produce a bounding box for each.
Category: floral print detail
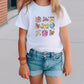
[50,16,54,22]
[36,30,41,36]
[35,16,55,37]
[49,22,55,28]
[49,30,55,35]
[42,30,48,36]
[43,17,49,22]
[35,23,40,29]
[35,16,41,23]
[40,23,49,29]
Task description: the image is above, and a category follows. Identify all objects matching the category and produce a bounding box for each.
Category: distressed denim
[26,48,64,78]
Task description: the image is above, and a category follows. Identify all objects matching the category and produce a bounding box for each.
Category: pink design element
[42,30,48,37]
[46,19,49,21]
[35,16,41,23]
[43,17,49,22]
[35,23,40,29]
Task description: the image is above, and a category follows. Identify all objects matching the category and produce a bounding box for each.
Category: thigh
[29,73,44,84]
[45,75,62,84]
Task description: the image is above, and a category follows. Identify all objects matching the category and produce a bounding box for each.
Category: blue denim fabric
[26,48,64,78]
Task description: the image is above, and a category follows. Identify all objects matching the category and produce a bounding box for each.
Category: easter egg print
[35,23,40,29]
[35,16,55,37]
[49,22,55,28]
[35,16,41,23]
[42,30,48,37]
[36,30,41,36]
[49,30,55,35]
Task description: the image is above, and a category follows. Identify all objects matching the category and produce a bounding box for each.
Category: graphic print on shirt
[35,16,55,37]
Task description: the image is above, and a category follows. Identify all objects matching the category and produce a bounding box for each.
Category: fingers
[63,68,65,73]
[63,68,71,76]
[20,74,28,79]
[25,73,28,79]
[19,72,30,79]
[65,72,70,76]
[65,72,68,76]
[22,74,26,78]
[64,71,71,76]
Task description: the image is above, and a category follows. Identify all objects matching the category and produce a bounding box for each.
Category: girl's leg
[45,75,62,84]
[29,73,44,84]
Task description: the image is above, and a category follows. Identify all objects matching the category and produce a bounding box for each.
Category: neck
[35,0,50,6]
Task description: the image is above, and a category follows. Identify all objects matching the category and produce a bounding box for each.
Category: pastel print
[35,23,40,29]
[35,16,41,23]
[50,16,55,22]
[49,22,55,28]
[49,30,55,35]
[36,30,41,36]
[42,30,48,37]
[43,17,49,22]
[40,23,44,29]
[35,16,55,37]
[40,23,49,29]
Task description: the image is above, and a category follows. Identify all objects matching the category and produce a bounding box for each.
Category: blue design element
[49,22,55,28]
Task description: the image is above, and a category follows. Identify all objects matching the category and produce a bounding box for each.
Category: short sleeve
[15,6,29,30]
[59,4,72,28]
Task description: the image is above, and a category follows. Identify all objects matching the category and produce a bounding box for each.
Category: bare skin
[46,76,62,84]
[18,0,72,84]
[45,25,72,84]
[59,25,72,77]
[29,74,44,84]
[18,28,30,79]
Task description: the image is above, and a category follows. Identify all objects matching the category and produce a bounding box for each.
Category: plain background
[0,0,84,84]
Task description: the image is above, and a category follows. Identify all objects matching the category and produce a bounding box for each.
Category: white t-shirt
[15,1,72,53]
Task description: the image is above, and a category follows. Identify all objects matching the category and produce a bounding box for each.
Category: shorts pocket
[26,53,34,61]
[52,52,63,63]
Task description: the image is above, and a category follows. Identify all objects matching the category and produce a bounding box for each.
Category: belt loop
[36,51,37,57]
[30,49,33,57]
[52,52,54,57]
[32,49,35,57]
[50,52,54,57]
[50,52,52,58]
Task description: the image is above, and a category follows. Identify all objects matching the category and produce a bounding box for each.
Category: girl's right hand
[19,63,30,80]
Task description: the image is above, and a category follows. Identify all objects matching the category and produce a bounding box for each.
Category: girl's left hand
[63,61,72,76]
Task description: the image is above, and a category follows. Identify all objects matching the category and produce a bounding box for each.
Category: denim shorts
[26,48,64,78]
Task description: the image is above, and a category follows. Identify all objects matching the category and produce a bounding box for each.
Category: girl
[15,0,72,84]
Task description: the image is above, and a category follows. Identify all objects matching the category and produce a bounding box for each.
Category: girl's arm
[18,28,28,65]
[59,25,72,76]
[18,28,30,79]
[60,25,71,62]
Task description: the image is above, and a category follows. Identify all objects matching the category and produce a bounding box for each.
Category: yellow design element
[35,26,38,29]
[36,30,41,36]
[40,23,49,28]
[40,25,44,28]
[50,17,54,22]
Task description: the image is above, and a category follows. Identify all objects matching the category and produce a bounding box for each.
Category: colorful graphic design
[36,30,41,36]
[49,22,55,28]
[40,23,49,29]
[42,30,48,36]
[35,16,41,23]
[50,16,54,22]
[35,16,55,37]
[43,17,49,22]
[35,23,40,29]
[49,30,55,35]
